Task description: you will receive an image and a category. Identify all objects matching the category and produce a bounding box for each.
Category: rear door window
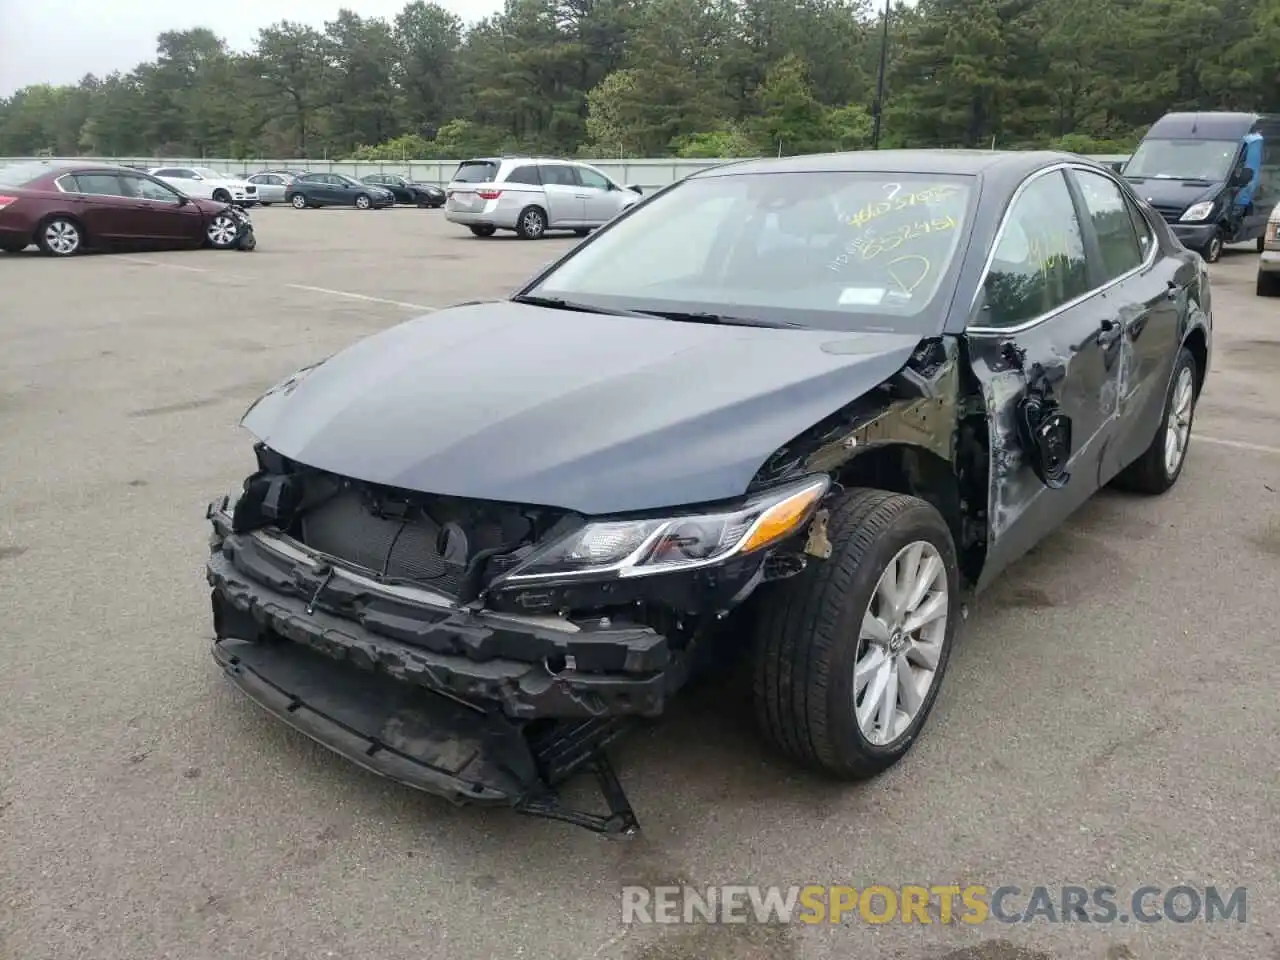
[539,165,579,187]
[504,165,542,185]
[452,161,499,184]
[1073,169,1143,281]
[72,173,126,197]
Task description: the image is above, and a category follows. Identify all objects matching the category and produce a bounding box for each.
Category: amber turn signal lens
[739,483,826,554]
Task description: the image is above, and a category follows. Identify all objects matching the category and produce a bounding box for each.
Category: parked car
[360,174,446,207]
[1258,203,1280,295]
[444,157,644,238]
[245,172,297,205]
[285,173,394,210]
[0,161,256,256]
[148,166,258,206]
[206,150,1211,835]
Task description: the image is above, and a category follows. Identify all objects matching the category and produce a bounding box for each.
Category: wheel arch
[1181,324,1209,396]
[831,443,982,586]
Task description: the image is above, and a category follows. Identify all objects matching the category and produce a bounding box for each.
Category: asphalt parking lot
[1,207,1277,960]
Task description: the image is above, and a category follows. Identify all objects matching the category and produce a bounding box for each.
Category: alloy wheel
[207,216,237,247]
[291,194,307,209]
[44,220,80,255]
[521,209,545,238]
[1205,233,1223,263]
[1163,365,1195,477]
[355,195,371,210]
[853,541,949,746]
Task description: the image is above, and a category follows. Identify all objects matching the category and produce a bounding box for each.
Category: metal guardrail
[0,154,1131,189]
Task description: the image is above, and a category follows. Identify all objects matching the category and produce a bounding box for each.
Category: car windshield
[523,170,975,333]
[1123,139,1238,181]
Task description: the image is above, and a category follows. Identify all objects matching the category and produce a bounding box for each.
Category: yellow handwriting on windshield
[887,255,931,296]
[859,216,957,260]
[848,185,960,228]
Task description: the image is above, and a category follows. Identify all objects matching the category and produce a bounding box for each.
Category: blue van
[1121,111,1280,262]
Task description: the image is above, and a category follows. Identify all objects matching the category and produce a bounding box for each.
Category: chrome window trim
[967,161,1159,337]
[53,174,74,193]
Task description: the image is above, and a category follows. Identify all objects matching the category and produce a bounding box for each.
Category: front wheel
[212,189,231,203]
[1257,271,1280,296]
[752,489,959,779]
[290,194,307,209]
[516,205,547,240]
[354,193,371,210]
[1202,228,1224,263]
[1111,346,1198,494]
[206,213,240,249]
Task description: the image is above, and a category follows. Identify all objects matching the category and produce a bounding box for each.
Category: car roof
[692,149,1077,180]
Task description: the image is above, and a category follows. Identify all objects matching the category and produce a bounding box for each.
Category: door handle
[574,194,590,199]
[1165,280,1181,300]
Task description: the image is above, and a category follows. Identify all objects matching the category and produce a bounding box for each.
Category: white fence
[0,154,1131,189]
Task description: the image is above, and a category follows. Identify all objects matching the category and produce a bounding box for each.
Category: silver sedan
[245,173,295,206]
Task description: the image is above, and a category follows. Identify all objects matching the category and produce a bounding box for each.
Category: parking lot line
[118,255,435,311]
[1197,435,1280,456]
[283,283,435,312]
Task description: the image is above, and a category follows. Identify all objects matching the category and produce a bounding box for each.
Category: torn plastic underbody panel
[206,490,775,835]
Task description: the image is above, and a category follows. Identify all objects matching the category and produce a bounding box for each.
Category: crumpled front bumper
[205,496,685,821]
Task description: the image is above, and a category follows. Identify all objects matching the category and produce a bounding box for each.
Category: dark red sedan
[0,161,247,257]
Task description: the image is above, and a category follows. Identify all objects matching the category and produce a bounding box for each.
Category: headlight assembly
[1180,201,1214,223]
[495,475,831,584]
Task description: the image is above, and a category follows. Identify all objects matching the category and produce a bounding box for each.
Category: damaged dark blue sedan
[206,150,1212,834]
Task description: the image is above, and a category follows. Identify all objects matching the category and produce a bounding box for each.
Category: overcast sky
[0,0,504,96]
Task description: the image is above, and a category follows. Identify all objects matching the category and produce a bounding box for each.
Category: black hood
[1124,176,1222,214]
[241,302,922,515]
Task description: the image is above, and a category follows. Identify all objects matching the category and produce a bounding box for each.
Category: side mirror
[1231,166,1252,187]
[1016,392,1072,490]
[626,184,643,195]
[177,195,189,206]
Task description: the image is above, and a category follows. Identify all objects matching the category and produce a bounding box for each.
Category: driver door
[964,167,1124,590]
[119,173,204,243]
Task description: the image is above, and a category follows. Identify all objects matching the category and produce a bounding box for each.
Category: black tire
[1258,235,1266,253]
[36,216,84,257]
[1257,271,1280,296]
[752,489,960,779]
[0,242,26,253]
[516,205,547,240]
[1111,347,1198,495]
[259,202,272,207]
[290,193,308,210]
[1202,228,1224,263]
[354,193,371,210]
[573,227,591,237]
[469,225,496,238]
[212,189,231,203]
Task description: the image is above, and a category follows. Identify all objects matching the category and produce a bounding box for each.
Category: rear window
[0,162,57,187]
[452,161,499,184]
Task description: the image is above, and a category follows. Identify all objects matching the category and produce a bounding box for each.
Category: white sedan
[148,166,258,205]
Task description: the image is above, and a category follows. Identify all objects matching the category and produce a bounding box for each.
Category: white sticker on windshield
[838,287,886,306]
